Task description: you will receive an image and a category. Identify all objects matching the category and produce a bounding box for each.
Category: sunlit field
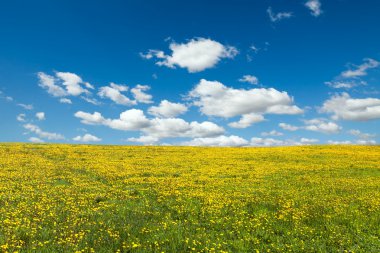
[0,144,379,252]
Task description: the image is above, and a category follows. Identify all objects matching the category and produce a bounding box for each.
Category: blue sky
[1,0,379,146]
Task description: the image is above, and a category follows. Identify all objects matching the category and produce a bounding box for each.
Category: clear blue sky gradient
[0,0,379,145]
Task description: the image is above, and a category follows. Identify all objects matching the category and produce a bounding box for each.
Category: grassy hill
[0,144,379,252]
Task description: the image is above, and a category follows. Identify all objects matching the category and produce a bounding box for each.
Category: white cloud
[130,85,153,104]
[55,72,90,96]
[189,79,303,118]
[249,137,318,146]
[228,113,265,128]
[267,7,293,22]
[17,104,33,110]
[38,72,67,97]
[145,118,224,139]
[329,138,375,145]
[303,118,341,134]
[0,91,13,102]
[142,38,238,73]
[59,98,72,104]
[328,140,352,145]
[239,75,259,85]
[340,58,379,78]
[74,111,106,125]
[148,100,188,118]
[108,109,152,131]
[348,129,376,140]
[73,133,101,142]
[17,114,26,122]
[356,139,376,145]
[321,92,380,121]
[74,109,224,141]
[98,83,136,106]
[81,96,101,105]
[182,135,249,147]
[98,83,153,105]
[75,110,150,131]
[325,58,378,90]
[279,123,299,131]
[250,137,289,146]
[325,81,366,89]
[305,0,322,17]
[23,124,64,140]
[280,119,341,134]
[36,112,45,121]
[261,130,283,137]
[28,137,44,143]
[300,138,319,144]
[110,82,129,92]
[84,82,95,89]
[38,71,94,103]
[265,104,305,115]
[127,135,159,145]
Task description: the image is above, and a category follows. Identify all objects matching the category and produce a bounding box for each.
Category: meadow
[0,144,379,252]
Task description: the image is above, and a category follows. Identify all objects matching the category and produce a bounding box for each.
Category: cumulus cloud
[356,139,376,145]
[279,123,299,131]
[36,112,45,121]
[300,138,319,144]
[148,100,188,118]
[321,92,380,121]
[182,135,249,147]
[267,7,293,22]
[250,137,289,146]
[23,124,64,140]
[189,79,303,119]
[148,119,224,139]
[228,113,265,128]
[250,137,318,146]
[59,98,72,104]
[74,109,224,141]
[305,0,322,17]
[141,38,238,73]
[328,139,376,145]
[98,83,153,105]
[98,83,136,106]
[348,129,376,140]
[17,114,26,122]
[28,137,44,143]
[303,118,341,134]
[130,85,153,104]
[239,75,259,85]
[340,58,379,78]
[127,135,159,145]
[73,133,101,142]
[38,72,67,97]
[325,81,366,89]
[261,130,283,137]
[38,71,96,104]
[279,119,341,134]
[74,111,106,125]
[328,140,352,145]
[55,72,91,96]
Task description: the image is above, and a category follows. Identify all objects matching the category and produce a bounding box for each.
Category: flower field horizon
[0,143,379,252]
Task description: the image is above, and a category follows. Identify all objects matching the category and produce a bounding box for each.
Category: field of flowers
[0,144,379,252]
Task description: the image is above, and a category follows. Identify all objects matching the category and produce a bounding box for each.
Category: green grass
[0,144,379,252]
